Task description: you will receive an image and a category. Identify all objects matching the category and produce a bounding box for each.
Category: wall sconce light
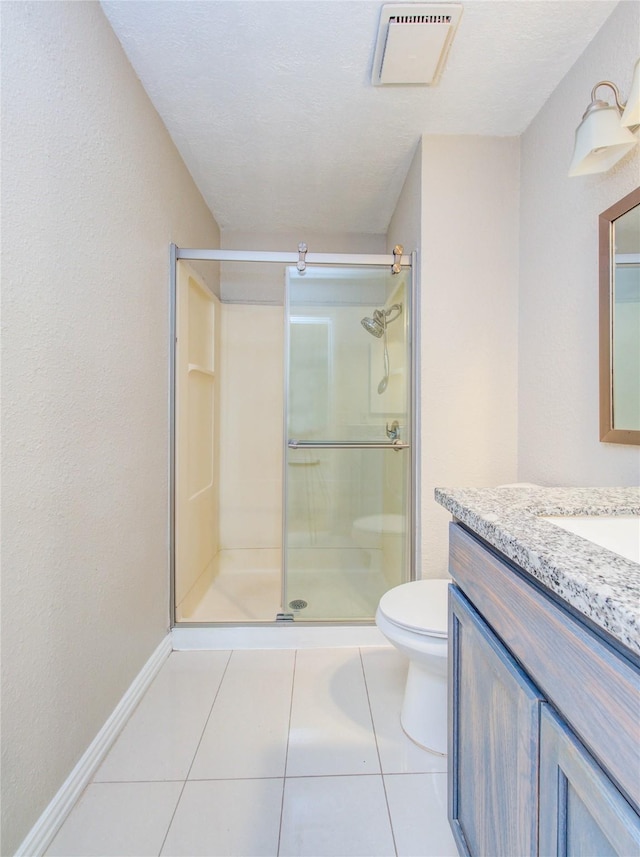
[569,58,640,177]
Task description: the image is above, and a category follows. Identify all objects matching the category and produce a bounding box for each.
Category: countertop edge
[435,486,640,657]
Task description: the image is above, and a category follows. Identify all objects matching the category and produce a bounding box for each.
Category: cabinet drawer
[449,522,640,811]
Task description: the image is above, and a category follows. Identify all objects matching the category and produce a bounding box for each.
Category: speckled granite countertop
[435,486,640,657]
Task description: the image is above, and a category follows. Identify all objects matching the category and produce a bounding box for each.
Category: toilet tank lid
[378,579,449,636]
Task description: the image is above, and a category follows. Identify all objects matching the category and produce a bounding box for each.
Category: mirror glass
[612,206,640,430]
[599,189,640,445]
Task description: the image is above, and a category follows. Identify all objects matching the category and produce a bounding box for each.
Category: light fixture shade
[621,58,640,127]
[568,105,637,177]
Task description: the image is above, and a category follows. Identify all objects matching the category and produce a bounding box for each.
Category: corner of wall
[419,134,521,577]
[386,138,423,254]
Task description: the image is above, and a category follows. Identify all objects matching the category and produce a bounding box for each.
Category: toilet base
[400,660,447,755]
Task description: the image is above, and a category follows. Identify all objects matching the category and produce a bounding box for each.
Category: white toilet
[375,579,450,754]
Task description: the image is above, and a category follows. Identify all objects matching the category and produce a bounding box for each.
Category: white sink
[541,515,640,564]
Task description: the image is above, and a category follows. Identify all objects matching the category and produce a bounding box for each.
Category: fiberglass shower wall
[174,258,284,623]
[174,259,223,621]
[218,303,284,550]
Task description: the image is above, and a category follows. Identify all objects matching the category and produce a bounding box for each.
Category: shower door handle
[288,439,408,450]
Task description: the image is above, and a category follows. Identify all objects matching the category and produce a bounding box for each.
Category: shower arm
[383,304,402,324]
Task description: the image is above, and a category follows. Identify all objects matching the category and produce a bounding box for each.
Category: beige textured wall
[222,231,386,254]
[386,140,422,259]
[420,136,521,578]
[387,136,520,580]
[0,2,219,852]
[519,1,640,486]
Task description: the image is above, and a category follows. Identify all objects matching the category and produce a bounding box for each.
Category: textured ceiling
[101,0,617,235]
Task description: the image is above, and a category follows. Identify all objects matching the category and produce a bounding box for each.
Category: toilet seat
[377,579,449,638]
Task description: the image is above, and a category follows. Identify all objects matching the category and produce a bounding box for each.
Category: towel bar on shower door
[287,440,409,450]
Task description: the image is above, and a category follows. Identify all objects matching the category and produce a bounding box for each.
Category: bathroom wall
[420,137,521,578]
[1,3,220,853]
[388,136,520,579]
[222,231,386,256]
[386,140,422,258]
[519,0,640,486]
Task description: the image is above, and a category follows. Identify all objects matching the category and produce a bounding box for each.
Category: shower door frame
[169,244,420,627]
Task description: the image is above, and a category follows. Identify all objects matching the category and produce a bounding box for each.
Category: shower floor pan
[176,548,391,623]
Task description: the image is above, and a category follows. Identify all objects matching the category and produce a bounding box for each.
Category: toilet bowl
[375,579,450,754]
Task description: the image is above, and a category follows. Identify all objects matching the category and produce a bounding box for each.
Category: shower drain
[288,599,308,611]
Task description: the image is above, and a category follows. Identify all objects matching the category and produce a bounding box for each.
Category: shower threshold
[171,623,388,651]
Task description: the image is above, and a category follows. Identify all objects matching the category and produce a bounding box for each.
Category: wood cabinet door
[449,586,543,857]
[539,704,640,856]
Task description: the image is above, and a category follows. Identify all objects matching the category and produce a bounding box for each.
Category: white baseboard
[15,634,173,857]
[172,624,389,650]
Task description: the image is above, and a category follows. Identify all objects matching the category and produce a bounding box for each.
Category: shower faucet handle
[386,421,400,440]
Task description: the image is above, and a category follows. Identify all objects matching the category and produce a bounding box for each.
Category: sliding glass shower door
[283,265,412,621]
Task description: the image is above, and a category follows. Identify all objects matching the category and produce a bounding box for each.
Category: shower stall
[170,245,418,625]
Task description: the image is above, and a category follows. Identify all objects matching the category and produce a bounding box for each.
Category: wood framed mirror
[599,187,640,445]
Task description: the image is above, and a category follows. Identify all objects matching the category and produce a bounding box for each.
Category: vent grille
[390,15,453,24]
[371,3,463,86]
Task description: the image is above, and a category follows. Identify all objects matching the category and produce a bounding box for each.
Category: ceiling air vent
[371,3,463,86]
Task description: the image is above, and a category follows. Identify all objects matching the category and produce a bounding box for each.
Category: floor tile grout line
[277,648,297,857]
[285,771,397,779]
[359,647,399,857]
[91,779,186,785]
[356,649,383,778]
[282,649,298,781]
[183,649,235,780]
[96,771,426,784]
[156,649,234,856]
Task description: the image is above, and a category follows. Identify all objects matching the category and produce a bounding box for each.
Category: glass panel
[284,265,411,621]
[286,448,408,620]
[288,266,409,442]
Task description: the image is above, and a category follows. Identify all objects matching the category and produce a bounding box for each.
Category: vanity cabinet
[447,522,640,857]
[539,705,640,857]
[449,587,542,856]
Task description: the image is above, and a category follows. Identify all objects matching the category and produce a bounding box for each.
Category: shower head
[360,304,403,337]
[361,313,385,338]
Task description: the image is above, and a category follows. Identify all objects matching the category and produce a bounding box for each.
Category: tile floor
[46,646,458,857]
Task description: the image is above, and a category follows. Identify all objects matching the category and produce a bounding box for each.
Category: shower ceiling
[101,1,617,235]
